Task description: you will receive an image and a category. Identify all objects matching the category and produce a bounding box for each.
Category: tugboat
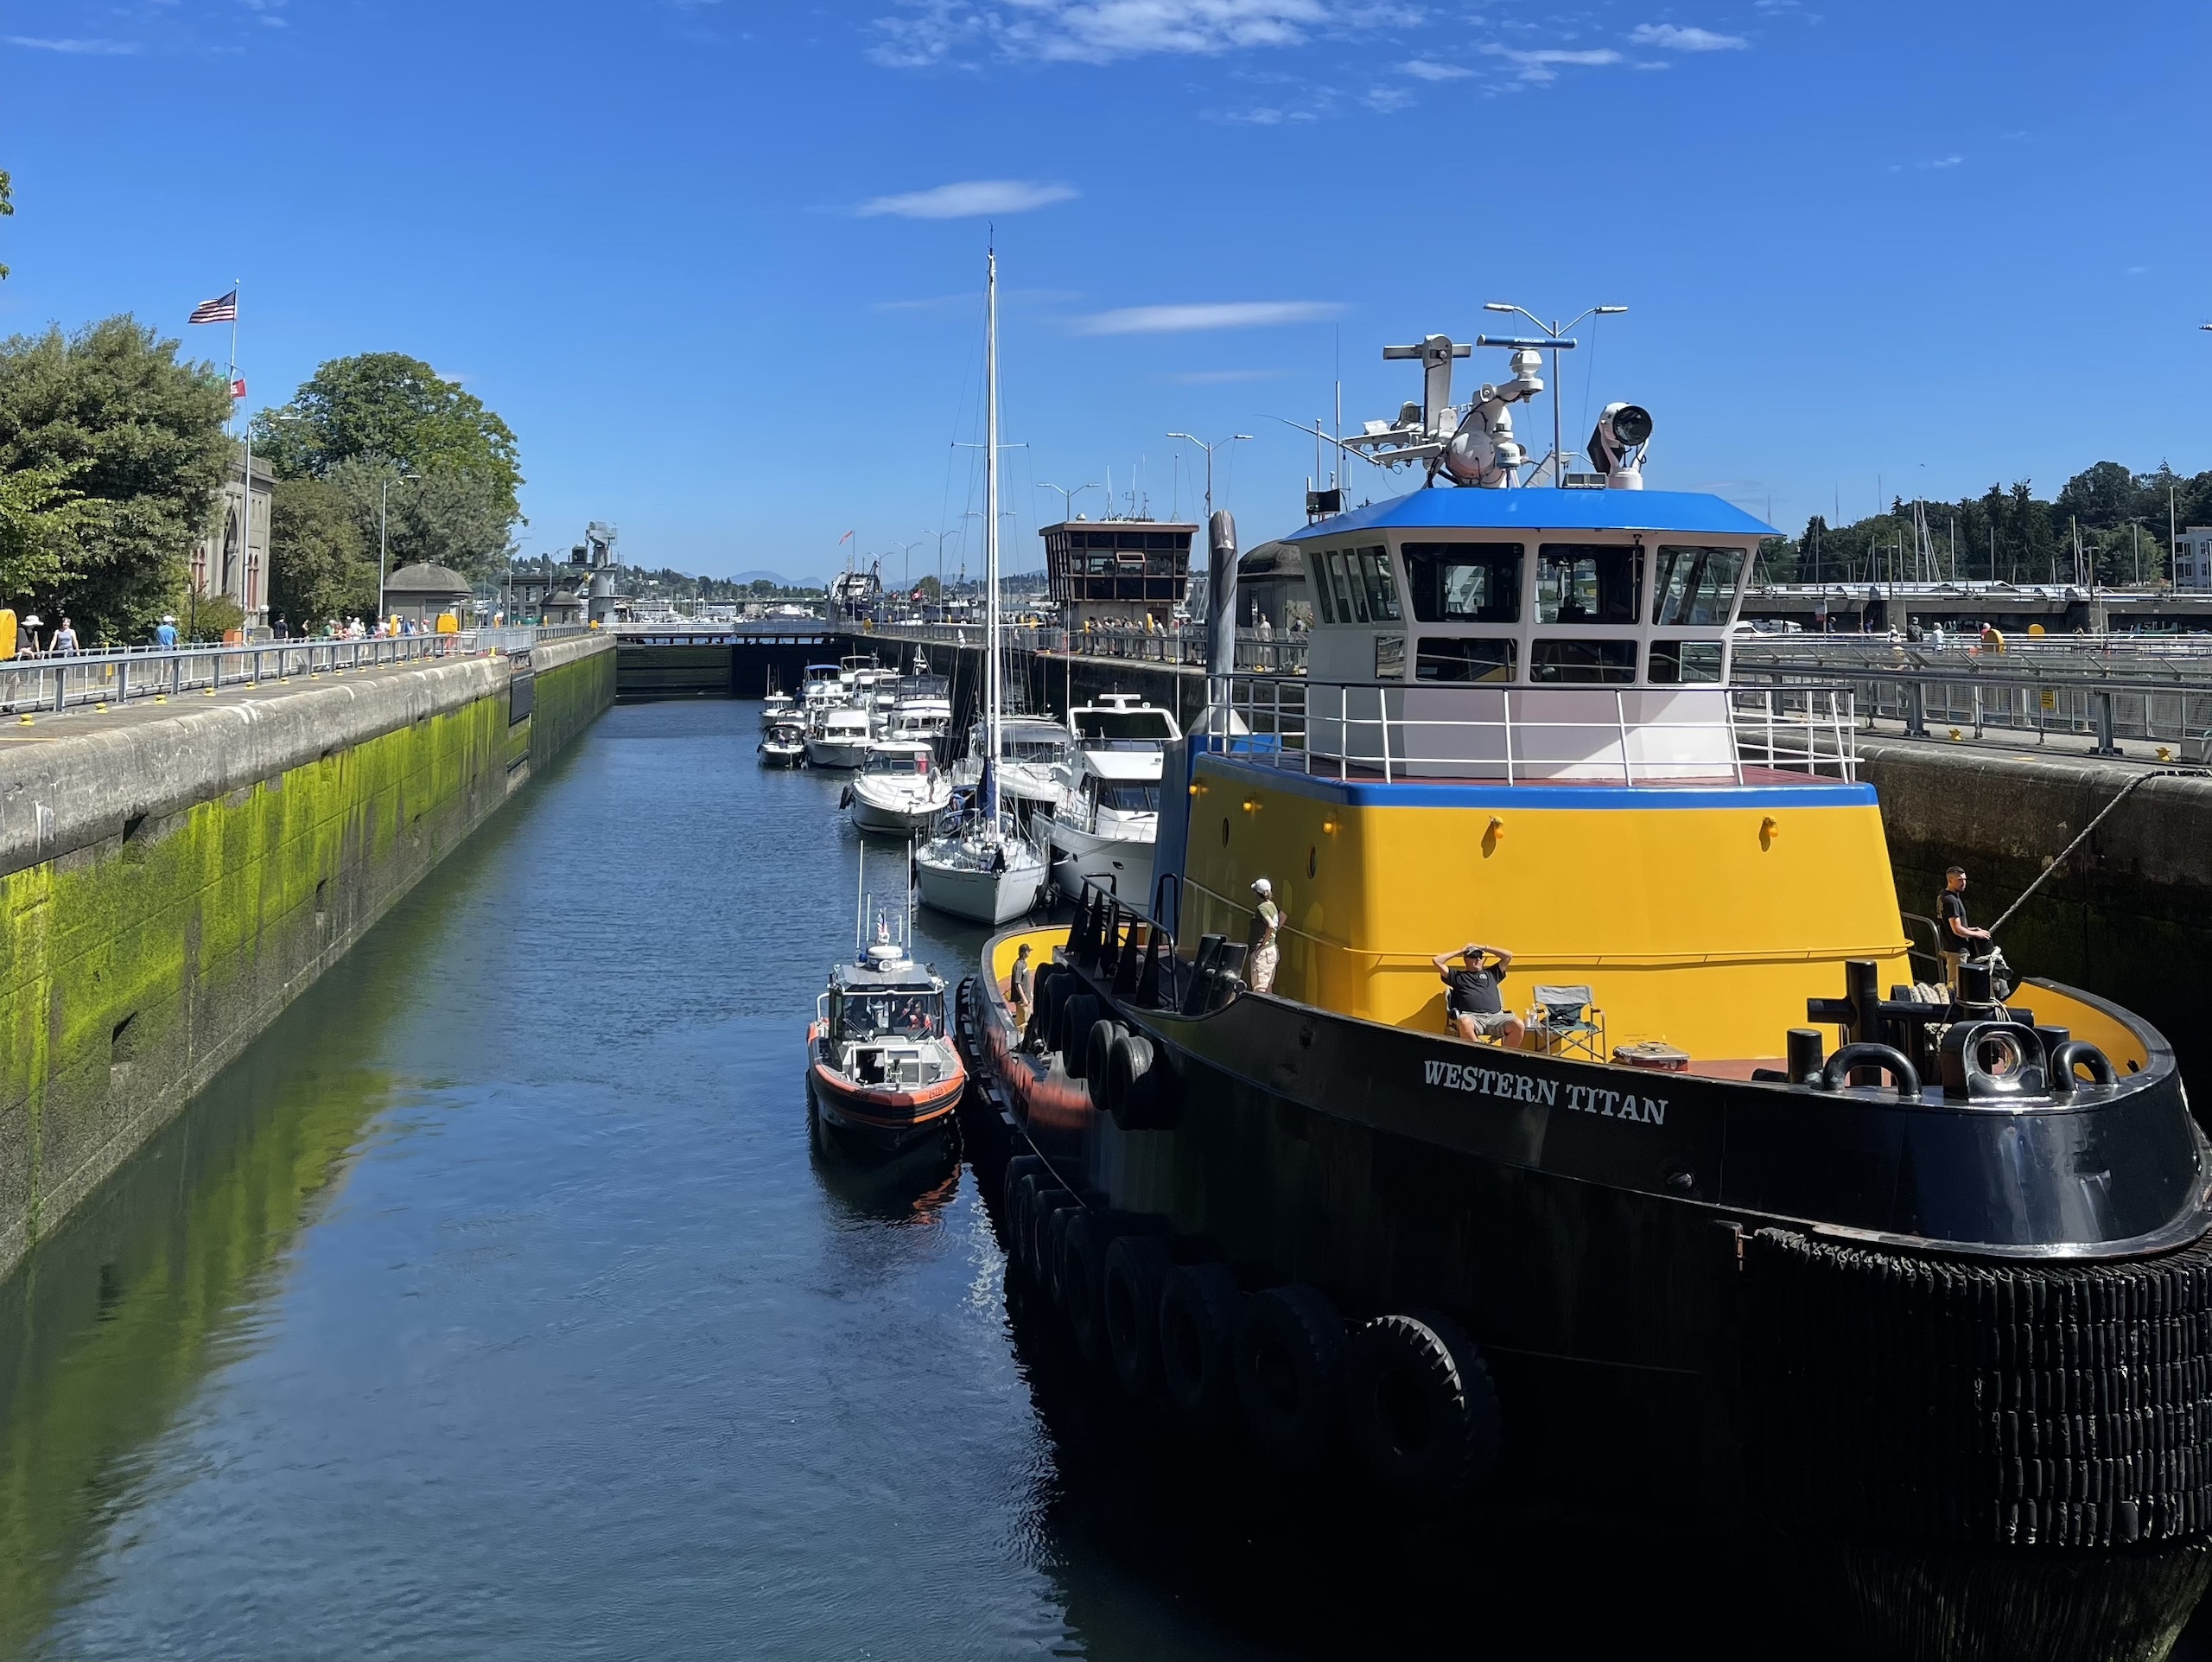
[808,851,965,1155]
[963,333,2212,1661]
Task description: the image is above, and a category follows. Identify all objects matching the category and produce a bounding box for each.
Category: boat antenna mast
[1338,333,1549,489]
[982,241,1002,841]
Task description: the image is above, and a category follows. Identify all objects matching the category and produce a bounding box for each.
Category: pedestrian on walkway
[154,614,179,649]
[51,617,79,654]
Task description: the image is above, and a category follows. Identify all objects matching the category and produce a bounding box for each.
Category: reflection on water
[0,697,2203,1662]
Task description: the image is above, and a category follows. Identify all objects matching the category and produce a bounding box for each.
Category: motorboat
[950,716,1068,819]
[759,716,808,767]
[1043,692,1181,903]
[808,853,963,1155]
[913,247,1051,929]
[804,704,874,770]
[760,689,797,729]
[800,662,844,713]
[961,328,2212,1658]
[844,740,953,835]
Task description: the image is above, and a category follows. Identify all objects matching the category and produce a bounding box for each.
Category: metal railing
[871,621,1306,675]
[1731,660,2212,758]
[0,634,464,716]
[1217,678,1856,786]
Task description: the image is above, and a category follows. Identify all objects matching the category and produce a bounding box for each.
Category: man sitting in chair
[1433,942,1525,1048]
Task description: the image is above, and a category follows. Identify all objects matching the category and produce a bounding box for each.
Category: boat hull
[849,786,950,836]
[806,737,872,769]
[915,856,1043,926]
[1046,821,1154,905]
[808,1055,965,1155]
[967,933,2212,1572]
[760,746,806,767]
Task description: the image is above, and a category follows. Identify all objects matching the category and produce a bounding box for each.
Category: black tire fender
[1058,994,1102,1073]
[1042,1201,1083,1309]
[1106,1033,1176,1130]
[1059,1209,1140,1367]
[1103,1232,1175,1398]
[1027,1185,1077,1287]
[1234,1284,1348,1468]
[1085,1019,1129,1111]
[1000,1155,1045,1247]
[1344,1309,1501,1500]
[1159,1260,1245,1426]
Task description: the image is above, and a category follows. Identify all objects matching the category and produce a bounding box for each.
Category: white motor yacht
[845,740,952,835]
[760,689,797,729]
[1043,692,1182,903]
[805,704,874,769]
[760,716,809,767]
[950,716,1068,818]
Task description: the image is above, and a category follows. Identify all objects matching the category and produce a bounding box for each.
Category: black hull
[964,927,2212,1655]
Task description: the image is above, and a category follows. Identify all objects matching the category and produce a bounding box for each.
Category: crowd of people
[3,608,464,657]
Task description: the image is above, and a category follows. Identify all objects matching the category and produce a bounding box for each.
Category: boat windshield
[1095,781,1161,814]
[864,749,933,775]
[837,991,943,1038]
[1074,710,1177,743]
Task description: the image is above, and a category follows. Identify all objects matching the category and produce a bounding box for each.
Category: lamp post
[1480,301,1628,483]
[1038,481,1100,522]
[378,463,418,629]
[1166,433,1251,522]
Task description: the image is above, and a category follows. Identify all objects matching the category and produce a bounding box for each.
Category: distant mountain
[731,569,790,587]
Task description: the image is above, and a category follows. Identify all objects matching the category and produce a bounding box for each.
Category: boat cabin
[860,740,938,778]
[819,957,953,1089]
[1070,693,1182,749]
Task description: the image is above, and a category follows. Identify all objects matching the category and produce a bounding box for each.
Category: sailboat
[915,246,1047,927]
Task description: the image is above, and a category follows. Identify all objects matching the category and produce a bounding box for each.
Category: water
[0,699,2203,1661]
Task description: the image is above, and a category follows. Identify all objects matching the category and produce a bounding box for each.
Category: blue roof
[1279,487,1778,543]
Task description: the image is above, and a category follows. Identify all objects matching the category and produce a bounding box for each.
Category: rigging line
[1989,767,2203,936]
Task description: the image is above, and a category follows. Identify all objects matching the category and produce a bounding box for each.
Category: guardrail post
[52,663,65,713]
[2094,690,2120,756]
[1906,680,1927,737]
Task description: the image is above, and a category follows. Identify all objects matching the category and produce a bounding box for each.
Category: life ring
[1233,1284,1347,1468]
[1159,1260,1245,1426]
[1344,1309,1502,1499]
[1085,1019,1130,1111]
[1104,1232,1176,1398]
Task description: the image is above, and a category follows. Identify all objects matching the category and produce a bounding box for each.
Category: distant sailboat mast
[982,244,1002,838]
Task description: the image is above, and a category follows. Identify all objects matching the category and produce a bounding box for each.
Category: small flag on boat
[838,530,855,545]
[229,377,247,400]
[189,290,238,324]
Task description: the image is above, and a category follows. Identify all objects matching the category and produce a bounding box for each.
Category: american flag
[188,290,238,325]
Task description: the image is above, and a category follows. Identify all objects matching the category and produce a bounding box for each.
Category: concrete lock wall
[0,635,614,1277]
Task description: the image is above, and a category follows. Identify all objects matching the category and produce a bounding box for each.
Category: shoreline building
[188,442,272,629]
[2176,526,2212,594]
[1038,518,1197,632]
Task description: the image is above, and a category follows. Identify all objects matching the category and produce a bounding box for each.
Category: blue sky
[3,0,2209,581]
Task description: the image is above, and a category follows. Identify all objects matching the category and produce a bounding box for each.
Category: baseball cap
[1250,877,1272,895]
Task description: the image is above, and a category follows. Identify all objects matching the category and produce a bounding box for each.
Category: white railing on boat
[1220,678,1857,786]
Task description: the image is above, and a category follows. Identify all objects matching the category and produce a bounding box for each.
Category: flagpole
[236,280,253,627]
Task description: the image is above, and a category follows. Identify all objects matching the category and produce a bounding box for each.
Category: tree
[0,316,231,640]
[325,455,515,582]
[267,475,374,629]
[0,459,88,602]
[254,350,519,497]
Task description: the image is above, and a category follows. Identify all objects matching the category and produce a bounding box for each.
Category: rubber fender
[1058,994,1103,1075]
[1043,1203,1083,1310]
[1104,1232,1176,1398]
[1160,1260,1246,1427]
[1107,1033,1176,1130]
[1030,967,1065,1048]
[1085,1020,1130,1112]
[1026,1184,1077,1288]
[1345,1309,1502,1500]
[1234,1284,1349,1468]
[1059,1209,1139,1366]
[999,1155,1045,1245]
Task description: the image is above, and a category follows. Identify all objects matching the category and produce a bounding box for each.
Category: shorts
[1451,1006,1515,1036]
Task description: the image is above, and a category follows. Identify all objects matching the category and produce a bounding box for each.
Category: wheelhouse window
[835,990,944,1039]
[1414,637,1517,683]
[1354,546,1401,621]
[1325,549,1363,622]
[1535,544,1638,625]
[1094,781,1161,814]
[1074,709,1177,744]
[1529,640,1637,684]
[1648,640,1726,684]
[1649,544,1747,627]
[1403,543,1522,624]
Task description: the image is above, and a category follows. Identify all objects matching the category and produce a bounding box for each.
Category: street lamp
[1038,481,1101,522]
[1481,301,1627,484]
[378,463,419,627]
[1166,433,1251,522]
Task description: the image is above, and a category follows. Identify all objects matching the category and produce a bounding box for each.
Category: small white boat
[760,690,797,729]
[845,741,952,835]
[914,812,1048,926]
[805,705,874,769]
[760,716,808,767]
[1045,692,1182,902]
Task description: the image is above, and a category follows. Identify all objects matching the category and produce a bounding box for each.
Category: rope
[1987,767,2202,937]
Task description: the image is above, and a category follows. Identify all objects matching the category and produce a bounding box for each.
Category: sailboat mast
[983,245,1002,831]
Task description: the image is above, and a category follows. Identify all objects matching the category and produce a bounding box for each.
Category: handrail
[0,633,473,718]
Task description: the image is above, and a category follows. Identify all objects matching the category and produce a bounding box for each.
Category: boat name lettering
[1422,1059,1667,1126]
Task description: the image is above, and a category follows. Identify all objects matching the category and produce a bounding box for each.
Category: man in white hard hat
[1246,877,1280,994]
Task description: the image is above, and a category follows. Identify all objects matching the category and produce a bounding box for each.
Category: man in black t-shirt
[1937,865,1990,990]
[1432,943,1525,1047]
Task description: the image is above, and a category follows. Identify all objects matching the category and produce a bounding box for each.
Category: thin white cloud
[6,34,138,52]
[1628,22,1746,48]
[1402,57,1471,80]
[1479,42,1621,81]
[874,0,1329,67]
[1364,84,1414,110]
[1075,301,1344,334]
[857,180,1078,219]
